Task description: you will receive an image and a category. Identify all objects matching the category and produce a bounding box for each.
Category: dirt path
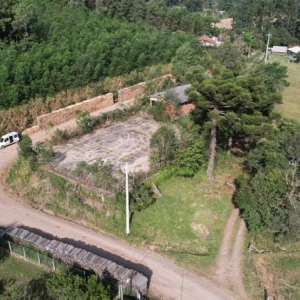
[214,208,248,299]
[0,101,236,300]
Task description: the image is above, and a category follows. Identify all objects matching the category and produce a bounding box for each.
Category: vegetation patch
[247,250,300,300]
[126,156,243,271]
[270,55,300,123]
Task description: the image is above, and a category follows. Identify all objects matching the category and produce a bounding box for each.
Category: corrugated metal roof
[6,227,148,295]
[271,46,288,53]
[288,46,300,54]
[149,84,191,104]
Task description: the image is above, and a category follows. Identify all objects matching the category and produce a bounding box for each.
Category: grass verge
[269,54,300,122]
[0,248,46,284]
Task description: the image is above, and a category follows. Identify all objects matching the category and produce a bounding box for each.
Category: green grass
[0,248,46,283]
[264,250,300,299]
[269,54,300,122]
[126,155,243,272]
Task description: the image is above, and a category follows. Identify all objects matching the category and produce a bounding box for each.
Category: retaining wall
[118,82,145,102]
[22,125,40,136]
[118,74,173,102]
[37,93,113,130]
[24,75,172,132]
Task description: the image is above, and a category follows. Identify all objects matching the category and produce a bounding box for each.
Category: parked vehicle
[0,132,21,148]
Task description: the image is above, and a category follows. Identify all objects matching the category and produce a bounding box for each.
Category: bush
[130,184,156,212]
[18,135,36,159]
[148,102,171,122]
[176,139,205,177]
[50,128,70,145]
[76,111,94,134]
[150,125,178,168]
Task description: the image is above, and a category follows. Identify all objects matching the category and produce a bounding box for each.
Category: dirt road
[214,209,247,299]
[0,102,236,300]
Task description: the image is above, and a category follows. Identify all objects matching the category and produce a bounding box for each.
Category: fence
[5,227,148,297]
[5,240,66,272]
[2,240,139,299]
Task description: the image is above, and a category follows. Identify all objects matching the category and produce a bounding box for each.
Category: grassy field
[265,250,300,298]
[0,248,45,285]
[269,54,300,122]
[129,156,242,272]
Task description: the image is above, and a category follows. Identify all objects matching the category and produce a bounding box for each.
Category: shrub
[150,125,178,168]
[18,135,33,158]
[76,111,94,134]
[148,102,170,122]
[130,184,156,212]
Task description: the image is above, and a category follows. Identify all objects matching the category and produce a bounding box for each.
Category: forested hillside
[0,0,200,109]
[219,0,300,45]
[2,0,300,299]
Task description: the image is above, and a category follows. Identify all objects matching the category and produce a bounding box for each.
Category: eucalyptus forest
[1,0,300,299]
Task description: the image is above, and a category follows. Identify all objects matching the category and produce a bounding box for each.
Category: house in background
[149,84,195,115]
[199,35,217,46]
[271,46,288,55]
[287,46,300,62]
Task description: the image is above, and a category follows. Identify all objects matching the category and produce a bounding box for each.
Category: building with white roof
[271,46,288,55]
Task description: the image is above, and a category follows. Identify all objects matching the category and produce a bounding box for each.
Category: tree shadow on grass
[0,248,9,263]
[0,225,14,263]
[26,273,51,299]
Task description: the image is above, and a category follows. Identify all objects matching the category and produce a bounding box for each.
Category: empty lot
[52,116,158,175]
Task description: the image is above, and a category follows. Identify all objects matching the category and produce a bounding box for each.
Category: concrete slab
[52,117,158,175]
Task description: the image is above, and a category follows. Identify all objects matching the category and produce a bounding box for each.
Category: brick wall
[22,125,39,136]
[37,93,113,130]
[118,82,145,102]
[30,75,173,131]
[118,75,173,102]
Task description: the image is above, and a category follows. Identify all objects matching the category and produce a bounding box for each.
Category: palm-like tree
[242,31,256,58]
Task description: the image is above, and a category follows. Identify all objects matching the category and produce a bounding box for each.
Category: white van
[0,132,20,148]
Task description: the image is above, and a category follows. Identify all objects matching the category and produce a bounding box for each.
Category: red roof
[199,35,216,45]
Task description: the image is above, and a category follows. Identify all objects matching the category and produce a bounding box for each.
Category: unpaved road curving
[0,102,236,300]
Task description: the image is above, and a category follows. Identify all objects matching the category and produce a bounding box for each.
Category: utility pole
[125,162,130,235]
[265,33,271,63]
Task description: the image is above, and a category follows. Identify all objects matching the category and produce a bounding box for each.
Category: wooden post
[125,163,130,235]
[52,259,56,271]
[37,252,41,265]
[23,247,27,259]
[8,241,12,253]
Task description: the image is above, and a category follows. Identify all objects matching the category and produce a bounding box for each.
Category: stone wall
[118,74,173,102]
[118,82,145,102]
[37,93,113,130]
[26,75,172,132]
[22,125,39,136]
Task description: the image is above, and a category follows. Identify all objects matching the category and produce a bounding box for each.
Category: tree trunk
[227,136,232,155]
[207,118,217,180]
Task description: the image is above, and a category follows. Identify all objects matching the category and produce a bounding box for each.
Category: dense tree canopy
[188,70,282,179]
[227,0,300,44]
[234,122,300,242]
[1,271,110,299]
[0,0,198,109]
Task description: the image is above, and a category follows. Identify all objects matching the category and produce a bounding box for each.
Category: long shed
[6,227,148,295]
